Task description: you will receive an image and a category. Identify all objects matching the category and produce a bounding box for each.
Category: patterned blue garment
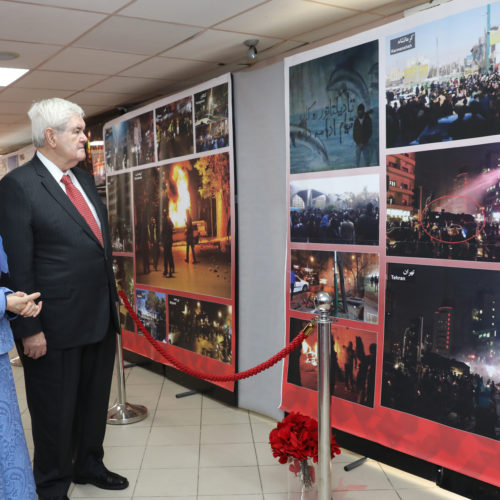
[0,235,37,500]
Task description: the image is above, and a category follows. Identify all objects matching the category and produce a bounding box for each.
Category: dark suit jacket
[0,154,119,349]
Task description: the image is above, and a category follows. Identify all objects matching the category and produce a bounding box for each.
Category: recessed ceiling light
[0,67,29,86]
[0,52,20,61]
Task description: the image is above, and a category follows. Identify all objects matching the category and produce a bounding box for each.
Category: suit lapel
[32,158,103,249]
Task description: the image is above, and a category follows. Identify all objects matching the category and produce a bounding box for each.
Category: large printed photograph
[386,2,500,148]
[290,249,379,324]
[136,288,167,342]
[288,317,377,407]
[104,111,155,171]
[387,144,500,261]
[290,173,379,245]
[168,294,232,364]
[133,153,232,298]
[107,172,133,253]
[382,263,500,440]
[289,40,379,173]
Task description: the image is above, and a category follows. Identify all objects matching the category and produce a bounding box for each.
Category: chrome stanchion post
[314,291,333,500]
[107,332,148,424]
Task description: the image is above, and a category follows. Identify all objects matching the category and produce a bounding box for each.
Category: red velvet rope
[118,291,314,382]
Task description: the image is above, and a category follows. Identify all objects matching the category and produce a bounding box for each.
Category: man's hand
[6,291,42,317]
[22,331,47,359]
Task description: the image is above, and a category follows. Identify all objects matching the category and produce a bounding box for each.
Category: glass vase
[287,457,318,500]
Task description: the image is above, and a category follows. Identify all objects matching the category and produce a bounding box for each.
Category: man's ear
[45,128,57,148]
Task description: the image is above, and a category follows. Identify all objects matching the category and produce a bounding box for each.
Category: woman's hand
[6,291,42,317]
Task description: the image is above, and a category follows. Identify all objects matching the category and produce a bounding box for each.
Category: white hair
[28,98,85,148]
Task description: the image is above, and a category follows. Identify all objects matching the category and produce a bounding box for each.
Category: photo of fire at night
[387,143,500,261]
[168,295,232,364]
[112,256,135,333]
[134,153,232,299]
[194,83,229,153]
[290,250,379,324]
[104,110,155,171]
[288,317,377,407]
[290,173,379,245]
[382,263,500,440]
[108,172,133,253]
[136,289,166,343]
[156,96,194,161]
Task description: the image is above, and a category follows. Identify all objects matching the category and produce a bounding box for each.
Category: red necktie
[61,175,104,247]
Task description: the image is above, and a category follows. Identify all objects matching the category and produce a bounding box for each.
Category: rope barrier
[118,291,315,382]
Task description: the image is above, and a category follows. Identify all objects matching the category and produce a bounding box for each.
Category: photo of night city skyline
[387,142,500,261]
[382,262,500,440]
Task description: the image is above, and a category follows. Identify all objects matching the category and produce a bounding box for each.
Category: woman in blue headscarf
[1,234,42,500]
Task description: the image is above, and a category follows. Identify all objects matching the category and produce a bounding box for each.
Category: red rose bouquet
[269,412,341,490]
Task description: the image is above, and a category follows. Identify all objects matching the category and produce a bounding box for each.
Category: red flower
[269,412,341,465]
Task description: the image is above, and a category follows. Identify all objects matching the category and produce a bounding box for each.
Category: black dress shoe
[73,467,129,490]
[38,496,69,500]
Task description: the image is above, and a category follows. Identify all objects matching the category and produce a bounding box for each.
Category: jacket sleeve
[0,175,42,337]
[0,288,17,321]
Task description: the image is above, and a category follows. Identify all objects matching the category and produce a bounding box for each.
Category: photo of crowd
[136,288,166,343]
[108,172,133,253]
[112,256,135,333]
[289,40,379,173]
[168,295,232,364]
[290,250,379,324]
[382,263,500,440]
[386,144,500,261]
[290,173,379,245]
[156,96,193,161]
[386,3,500,148]
[194,83,229,153]
[288,318,377,407]
[133,153,232,298]
[104,111,155,171]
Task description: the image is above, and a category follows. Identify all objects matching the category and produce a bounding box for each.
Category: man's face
[54,114,87,168]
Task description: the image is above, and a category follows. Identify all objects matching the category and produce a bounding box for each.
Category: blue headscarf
[0,234,8,274]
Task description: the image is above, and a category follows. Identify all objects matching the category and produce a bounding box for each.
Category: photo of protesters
[195,83,229,153]
[104,111,155,171]
[382,263,500,440]
[133,153,232,298]
[290,173,379,245]
[168,295,232,364]
[290,250,379,324]
[386,3,500,148]
[289,40,379,173]
[156,96,194,161]
[288,317,377,407]
[386,143,500,261]
[108,173,133,253]
[136,289,166,342]
[112,256,135,333]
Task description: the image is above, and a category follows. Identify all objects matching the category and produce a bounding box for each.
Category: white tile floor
[10,354,471,500]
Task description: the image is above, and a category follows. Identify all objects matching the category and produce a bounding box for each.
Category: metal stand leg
[10,355,22,367]
[315,292,333,500]
[107,333,148,425]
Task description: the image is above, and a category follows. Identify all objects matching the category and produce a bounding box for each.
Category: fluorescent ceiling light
[0,67,29,86]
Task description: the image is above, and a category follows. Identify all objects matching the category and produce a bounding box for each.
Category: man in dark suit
[0,98,128,500]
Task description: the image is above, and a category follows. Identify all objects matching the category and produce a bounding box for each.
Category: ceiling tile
[371,0,427,16]
[87,76,174,95]
[306,0,397,11]
[0,114,25,124]
[0,1,105,44]
[119,0,267,26]
[69,90,139,107]
[74,17,201,55]
[0,87,72,102]
[258,40,309,59]
[0,101,32,114]
[40,48,148,74]
[13,70,107,91]
[0,41,62,69]
[21,0,132,13]
[295,12,382,43]
[215,0,353,39]
[120,57,218,80]
[162,30,280,63]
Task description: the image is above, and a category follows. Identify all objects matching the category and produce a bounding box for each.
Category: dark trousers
[17,329,116,497]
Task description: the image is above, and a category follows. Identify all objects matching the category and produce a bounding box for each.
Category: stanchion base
[10,356,22,367]
[107,402,148,425]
